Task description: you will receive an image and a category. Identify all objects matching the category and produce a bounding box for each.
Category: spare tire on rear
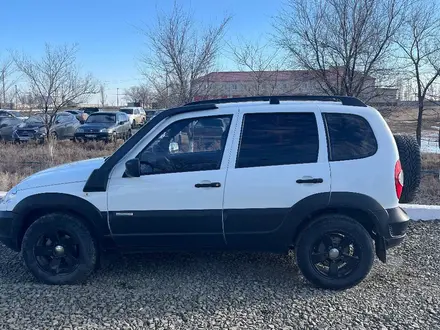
[393,134,421,203]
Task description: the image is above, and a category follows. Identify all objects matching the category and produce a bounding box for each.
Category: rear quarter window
[324,113,378,161]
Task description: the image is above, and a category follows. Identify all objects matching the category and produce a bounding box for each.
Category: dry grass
[0,140,121,190]
[414,176,440,205]
[422,153,440,169]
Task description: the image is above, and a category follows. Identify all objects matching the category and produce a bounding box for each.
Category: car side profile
[0,96,411,290]
[13,112,80,142]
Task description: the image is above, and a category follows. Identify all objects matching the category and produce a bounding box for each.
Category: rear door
[223,107,331,249]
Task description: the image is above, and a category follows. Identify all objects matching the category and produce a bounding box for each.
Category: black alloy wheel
[310,231,360,279]
[295,214,374,290]
[22,213,97,284]
[33,230,80,275]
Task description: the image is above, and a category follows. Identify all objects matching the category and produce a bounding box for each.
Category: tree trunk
[416,99,423,146]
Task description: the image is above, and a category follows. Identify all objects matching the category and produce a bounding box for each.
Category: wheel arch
[287,192,387,245]
[13,193,111,250]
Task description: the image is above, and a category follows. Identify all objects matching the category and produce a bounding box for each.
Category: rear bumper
[0,211,22,251]
[376,207,410,249]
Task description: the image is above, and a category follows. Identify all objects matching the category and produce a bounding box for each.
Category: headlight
[100,128,112,133]
[1,186,17,204]
[76,128,84,133]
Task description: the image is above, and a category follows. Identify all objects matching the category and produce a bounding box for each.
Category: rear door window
[324,113,378,161]
[236,113,319,168]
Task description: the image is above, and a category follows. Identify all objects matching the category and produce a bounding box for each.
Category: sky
[0,0,283,105]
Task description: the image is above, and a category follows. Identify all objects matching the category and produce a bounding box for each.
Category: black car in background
[13,112,81,143]
[74,112,131,142]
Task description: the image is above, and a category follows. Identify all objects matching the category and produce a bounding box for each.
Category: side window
[138,115,232,175]
[236,113,319,168]
[324,113,378,161]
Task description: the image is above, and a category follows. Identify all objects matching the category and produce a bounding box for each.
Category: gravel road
[0,221,440,330]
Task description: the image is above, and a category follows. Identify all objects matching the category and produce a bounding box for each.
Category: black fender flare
[282,192,388,243]
[12,193,111,246]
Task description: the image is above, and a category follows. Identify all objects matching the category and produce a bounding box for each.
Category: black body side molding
[83,103,218,192]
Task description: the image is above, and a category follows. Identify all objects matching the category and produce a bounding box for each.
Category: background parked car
[13,112,81,143]
[0,117,23,141]
[74,111,131,142]
[119,107,146,128]
[144,110,156,123]
[65,109,88,124]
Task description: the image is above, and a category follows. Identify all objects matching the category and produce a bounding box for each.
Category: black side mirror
[125,158,141,177]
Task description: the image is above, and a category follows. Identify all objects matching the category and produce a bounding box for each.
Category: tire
[295,214,374,290]
[21,213,98,285]
[393,134,421,203]
[131,121,136,129]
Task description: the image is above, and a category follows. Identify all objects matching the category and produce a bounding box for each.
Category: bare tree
[0,57,19,108]
[274,0,407,100]
[99,84,107,107]
[124,84,150,107]
[13,43,98,135]
[396,0,440,145]
[228,38,287,96]
[141,2,231,106]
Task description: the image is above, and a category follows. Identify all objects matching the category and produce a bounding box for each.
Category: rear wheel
[21,213,97,285]
[295,214,374,290]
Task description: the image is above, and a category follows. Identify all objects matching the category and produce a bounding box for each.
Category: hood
[16,157,106,191]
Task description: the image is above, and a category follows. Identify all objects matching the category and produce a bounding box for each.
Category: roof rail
[186,95,367,107]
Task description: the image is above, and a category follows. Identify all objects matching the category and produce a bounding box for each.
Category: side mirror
[118,121,125,125]
[125,158,141,177]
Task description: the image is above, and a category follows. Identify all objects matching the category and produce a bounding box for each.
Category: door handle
[195,182,221,188]
[296,178,323,184]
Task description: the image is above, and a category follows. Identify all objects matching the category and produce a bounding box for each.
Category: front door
[106,112,236,250]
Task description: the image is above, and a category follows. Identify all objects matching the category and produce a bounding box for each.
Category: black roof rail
[83,103,218,192]
[186,95,367,107]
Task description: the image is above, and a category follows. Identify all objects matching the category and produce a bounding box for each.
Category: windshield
[86,114,116,124]
[26,114,47,124]
[120,108,134,114]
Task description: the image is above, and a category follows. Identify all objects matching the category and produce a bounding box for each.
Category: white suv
[119,107,146,128]
[0,96,411,289]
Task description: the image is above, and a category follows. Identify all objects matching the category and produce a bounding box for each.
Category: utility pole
[15,85,18,109]
[116,88,119,107]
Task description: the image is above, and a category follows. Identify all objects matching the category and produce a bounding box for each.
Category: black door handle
[296,178,323,184]
[195,182,221,188]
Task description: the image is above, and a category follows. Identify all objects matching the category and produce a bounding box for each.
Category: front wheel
[21,213,98,285]
[295,214,374,290]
